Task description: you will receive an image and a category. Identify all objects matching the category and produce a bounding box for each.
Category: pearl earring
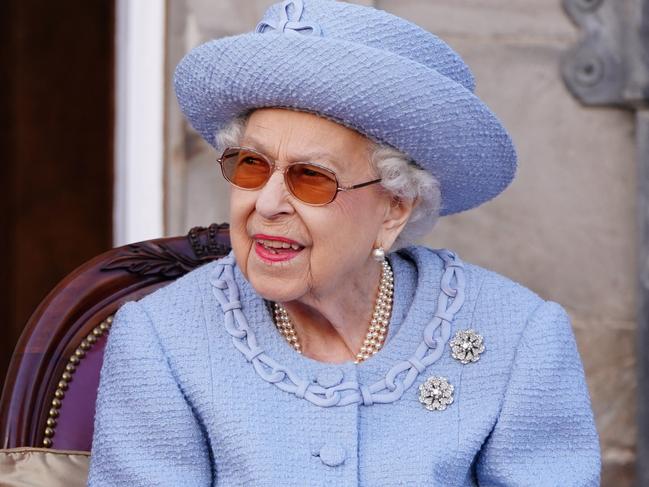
[372,246,386,262]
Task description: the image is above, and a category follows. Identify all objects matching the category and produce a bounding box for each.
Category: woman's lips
[252,234,304,263]
[254,242,302,262]
[253,234,303,246]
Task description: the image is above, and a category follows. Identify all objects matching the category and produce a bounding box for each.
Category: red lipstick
[252,234,304,263]
[252,234,303,245]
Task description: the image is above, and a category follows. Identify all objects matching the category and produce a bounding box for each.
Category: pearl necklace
[272,260,394,364]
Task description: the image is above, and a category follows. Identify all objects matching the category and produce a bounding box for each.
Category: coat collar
[210,246,464,407]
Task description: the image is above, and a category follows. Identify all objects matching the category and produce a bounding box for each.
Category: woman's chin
[250,279,305,304]
[246,248,309,303]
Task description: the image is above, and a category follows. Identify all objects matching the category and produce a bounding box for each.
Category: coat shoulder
[463,261,545,311]
[459,259,554,344]
[136,259,221,315]
[111,258,224,349]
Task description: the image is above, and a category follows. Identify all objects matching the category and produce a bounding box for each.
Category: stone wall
[165,1,637,484]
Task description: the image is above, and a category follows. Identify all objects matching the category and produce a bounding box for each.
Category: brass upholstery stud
[42,315,114,449]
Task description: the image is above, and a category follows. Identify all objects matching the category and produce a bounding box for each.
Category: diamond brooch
[450,329,485,364]
[418,376,454,411]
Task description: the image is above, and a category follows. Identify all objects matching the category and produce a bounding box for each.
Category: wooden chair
[0,223,231,452]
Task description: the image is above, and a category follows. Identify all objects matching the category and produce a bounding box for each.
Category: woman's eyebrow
[240,135,342,168]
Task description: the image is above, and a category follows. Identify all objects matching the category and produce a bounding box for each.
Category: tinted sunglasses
[217,146,382,206]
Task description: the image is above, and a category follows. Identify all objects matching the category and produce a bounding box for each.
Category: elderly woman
[88,0,600,485]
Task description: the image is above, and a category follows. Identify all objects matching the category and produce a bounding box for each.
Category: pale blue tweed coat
[87,246,601,486]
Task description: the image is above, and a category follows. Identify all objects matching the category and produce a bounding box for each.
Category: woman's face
[229,108,407,304]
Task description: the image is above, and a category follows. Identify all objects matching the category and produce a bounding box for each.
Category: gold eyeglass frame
[217,146,383,206]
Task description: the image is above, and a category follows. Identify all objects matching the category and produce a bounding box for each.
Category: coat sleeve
[87,301,213,486]
[475,301,601,487]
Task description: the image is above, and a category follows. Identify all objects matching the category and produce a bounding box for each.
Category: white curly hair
[214,111,441,250]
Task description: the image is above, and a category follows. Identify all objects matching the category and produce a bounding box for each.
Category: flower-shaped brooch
[418,376,454,411]
[450,329,485,364]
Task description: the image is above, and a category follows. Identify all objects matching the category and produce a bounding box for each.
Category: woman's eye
[303,168,320,177]
[242,157,263,165]
[299,166,333,180]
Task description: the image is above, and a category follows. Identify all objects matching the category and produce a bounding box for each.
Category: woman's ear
[377,196,417,250]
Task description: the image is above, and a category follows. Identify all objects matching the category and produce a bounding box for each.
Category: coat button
[318,444,346,467]
[315,369,344,388]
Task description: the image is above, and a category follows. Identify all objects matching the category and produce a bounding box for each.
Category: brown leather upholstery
[0,224,231,451]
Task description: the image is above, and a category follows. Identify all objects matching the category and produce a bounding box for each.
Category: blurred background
[1,0,643,485]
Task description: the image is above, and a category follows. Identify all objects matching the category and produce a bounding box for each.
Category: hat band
[256,0,322,37]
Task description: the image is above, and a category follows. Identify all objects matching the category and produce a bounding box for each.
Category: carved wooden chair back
[0,224,231,451]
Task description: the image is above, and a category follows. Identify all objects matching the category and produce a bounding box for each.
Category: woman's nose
[255,169,294,219]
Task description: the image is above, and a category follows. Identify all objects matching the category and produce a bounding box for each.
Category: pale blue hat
[174,0,517,215]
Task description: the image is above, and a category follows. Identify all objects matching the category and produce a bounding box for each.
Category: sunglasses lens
[286,163,338,205]
[219,149,339,205]
[220,148,271,189]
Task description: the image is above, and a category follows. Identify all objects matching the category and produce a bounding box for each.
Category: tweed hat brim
[174,25,516,215]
